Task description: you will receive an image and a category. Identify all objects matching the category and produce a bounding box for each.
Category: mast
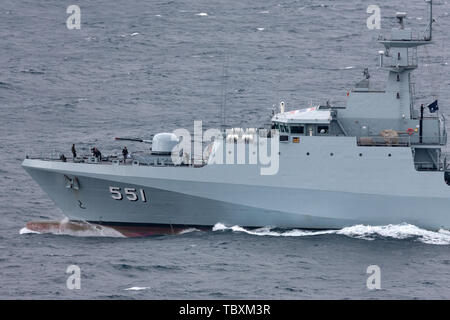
[425,0,433,41]
[377,0,434,120]
[220,56,228,133]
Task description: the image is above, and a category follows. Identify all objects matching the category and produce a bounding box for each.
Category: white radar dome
[152,133,179,154]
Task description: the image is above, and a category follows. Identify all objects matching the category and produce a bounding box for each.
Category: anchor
[64,175,80,190]
[78,200,86,209]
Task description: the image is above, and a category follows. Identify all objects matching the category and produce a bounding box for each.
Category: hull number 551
[109,186,147,202]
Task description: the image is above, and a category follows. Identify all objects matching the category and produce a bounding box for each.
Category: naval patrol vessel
[22,1,450,236]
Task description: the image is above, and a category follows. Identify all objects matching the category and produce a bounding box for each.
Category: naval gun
[114,136,153,144]
[116,133,179,155]
[114,133,186,166]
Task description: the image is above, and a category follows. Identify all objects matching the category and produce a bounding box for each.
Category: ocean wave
[124,286,150,291]
[0,81,13,89]
[20,219,125,238]
[212,223,450,245]
[178,227,201,234]
[19,227,40,235]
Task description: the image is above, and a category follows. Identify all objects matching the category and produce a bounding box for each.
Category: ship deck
[25,153,206,168]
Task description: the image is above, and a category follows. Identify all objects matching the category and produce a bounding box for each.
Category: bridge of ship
[270,105,449,173]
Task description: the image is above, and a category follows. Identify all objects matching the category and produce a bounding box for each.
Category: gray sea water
[1,0,450,299]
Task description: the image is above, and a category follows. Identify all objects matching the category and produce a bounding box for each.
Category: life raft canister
[406,128,415,135]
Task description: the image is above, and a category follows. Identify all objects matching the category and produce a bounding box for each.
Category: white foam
[21,219,125,238]
[178,228,200,234]
[212,222,228,231]
[337,224,450,245]
[213,223,334,237]
[196,12,208,16]
[212,223,450,245]
[124,286,150,291]
[19,227,40,235]
[257,27,265,31]
[130,32,139,36]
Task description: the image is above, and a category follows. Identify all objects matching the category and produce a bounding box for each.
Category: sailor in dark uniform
[122,146,128,163]
[71,144,77,159]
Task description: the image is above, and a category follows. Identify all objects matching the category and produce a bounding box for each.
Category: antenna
[424,0,433,40]
[280,101,285,113]
[378,50,385,67]
[396,12,407,29]
[220,56,228,132]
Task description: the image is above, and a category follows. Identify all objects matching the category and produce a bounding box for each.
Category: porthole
[359,153,363,157]
[330,153,334,156]
[388,153,392,157]
[306,152,310,156]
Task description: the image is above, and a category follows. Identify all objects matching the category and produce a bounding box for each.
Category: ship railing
[25,152,123,164]
[442,153,450,171]
[379,48,418,69]
[358,134,448,147]
[25,151,208,167]
[377,33,430,42]
[440,115,447,145]
[415,161,443,171]
[357,136,411,147]
[407,47,418,67]
[409,134,447,146]
[415,153,450,172]
[26,150,72,161]
[411,115,439,120]
[409,81,416,110]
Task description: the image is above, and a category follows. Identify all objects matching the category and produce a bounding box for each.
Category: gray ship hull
[22,137,450,233]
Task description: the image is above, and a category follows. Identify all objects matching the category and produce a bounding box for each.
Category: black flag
[427,100,439,113]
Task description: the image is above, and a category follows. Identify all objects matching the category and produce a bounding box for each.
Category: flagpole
[420,104,424,144]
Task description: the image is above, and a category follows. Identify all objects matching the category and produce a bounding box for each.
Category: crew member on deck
[122,146,128,163]
[92,147,102,161]
[71,144,77,159]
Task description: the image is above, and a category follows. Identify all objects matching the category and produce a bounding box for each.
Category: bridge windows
[273,123,289,133]
[272,122,331,136]
[290,125,304,134]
